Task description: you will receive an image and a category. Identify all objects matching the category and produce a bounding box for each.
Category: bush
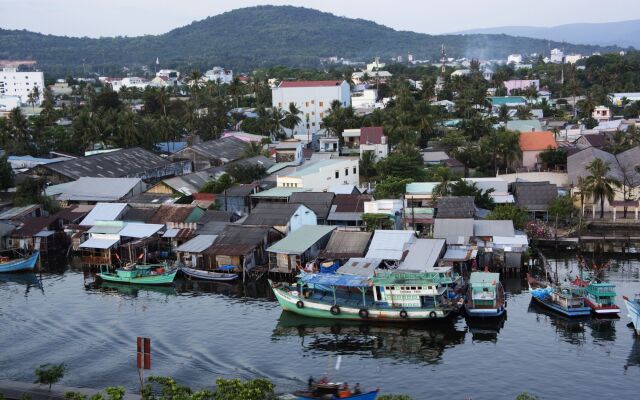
[34,363,65,391]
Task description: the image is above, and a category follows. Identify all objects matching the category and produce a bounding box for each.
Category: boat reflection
[272,311,466,364]
[90,281,177,297]
[589,318,616,342]
[0,272,44,295]
[174,278,274,299]
[528,300,589,344]
[466,313,507,342]
[627,335,640,368]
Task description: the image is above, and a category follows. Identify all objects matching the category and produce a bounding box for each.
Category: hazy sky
[1,0,638,37]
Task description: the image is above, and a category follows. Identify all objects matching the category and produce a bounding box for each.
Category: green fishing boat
[97,263,177,285]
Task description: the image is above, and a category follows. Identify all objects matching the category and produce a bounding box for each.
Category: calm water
[1,254,640,399]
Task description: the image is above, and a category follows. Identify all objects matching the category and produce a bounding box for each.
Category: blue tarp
[299,273,371,288]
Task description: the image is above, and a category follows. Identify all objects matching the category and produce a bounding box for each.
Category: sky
[1,0,639,38]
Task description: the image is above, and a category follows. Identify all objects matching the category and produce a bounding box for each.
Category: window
[311,100,315,104]
[306,124,310,129]
[305,101,309,107]
[305,113,309,119]
[312,122,315,127]
[353,167,356,174]
[278,102,282,108]
[319,101,324,107]
[311,111,315,116]
[320,112,324,118]
[335,171,339,179]
[345,168,348,176]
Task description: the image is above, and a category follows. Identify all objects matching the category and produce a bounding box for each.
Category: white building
[565,54,584,64]
[0,68,44,104]
[277,158,359,192]
[550,48,564,64]
[367,58,385,72]
[271,80,351,137]
[592,106,612,123]
[507,54,523,64]
[156,69,180,79]
[204,67,233,85]
[0,95,21,111]
[342,127,389,160]
[608,92,640,107]
[351,89,378,109]
[105,77,150,92]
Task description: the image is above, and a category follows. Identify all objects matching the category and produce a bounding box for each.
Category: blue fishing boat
[295,382,379,399]
[0,250,40,273]
[623,294,640,335]
[527,274,591,317]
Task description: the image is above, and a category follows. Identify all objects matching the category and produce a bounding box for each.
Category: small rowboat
[180,266,239,282]
[295,382,379,400]
[0,250,39,273]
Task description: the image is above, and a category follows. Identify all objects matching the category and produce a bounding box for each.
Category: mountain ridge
[0,5,626,74]
[453,19,640,49]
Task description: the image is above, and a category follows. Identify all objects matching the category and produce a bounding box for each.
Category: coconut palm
[244,141,264,158]
[227,76,244,108]
[188,69,203,104]
[584,158,622,219]
[282,102,302,135]
[433,166,455,198]
[27,86,40,112]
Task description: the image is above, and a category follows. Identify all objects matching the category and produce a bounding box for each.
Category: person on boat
[353,383,362,395]
[339,383,350,398]
[308,376,315,390]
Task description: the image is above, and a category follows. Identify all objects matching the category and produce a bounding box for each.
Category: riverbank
[0,379,140,400]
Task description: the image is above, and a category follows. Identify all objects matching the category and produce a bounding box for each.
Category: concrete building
[507,54,523,64]
[342,127,389,160]
[592,106,612,123]
[519,131,558,170]
[271,80,351,137]
[0,68,44,104]
[277,158,359,192]
[550,48,564,64]
[0,95,21,111]
[204,67,233,85]
[608,92,640,106]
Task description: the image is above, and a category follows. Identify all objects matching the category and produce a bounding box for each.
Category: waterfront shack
[397,239,446,272]
[365,230,417,266]
[267,225,336,274]
[318,230,372,262]
[326,194,373,227]
[290,191,335,224]
[175,235,218,269]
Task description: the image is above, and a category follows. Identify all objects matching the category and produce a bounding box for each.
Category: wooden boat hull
[180,267,239,282]
[272,284,451,322]
[532,296,591,317]
[466,306,506,318]
[623,296,640,335]
[584,298,620,315]
[0,251,39,273]
[97,269,177,285]
[297,389,379,400]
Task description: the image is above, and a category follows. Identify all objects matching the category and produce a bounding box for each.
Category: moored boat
[623,294,640,335]
[582,282,620,315]
[527,274,591,318]
[180,266,239,282]
[0,250,40,273]
[97,263,177,285]
[465,272,506,318]
[270,271,457,322]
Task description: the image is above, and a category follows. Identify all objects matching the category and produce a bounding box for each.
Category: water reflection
[528,300,589,345]
[0,272,43,295]
[272,311,466,364]
[627,335,640,368]
[466,314,507,343]
[90,281,178,298]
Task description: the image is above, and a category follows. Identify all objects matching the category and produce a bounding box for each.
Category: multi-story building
[277,158,359,192]
[0,68,44,104]
[592,106,612,123]
[550,48,564,64]
[204,67,233,85]
[271,80,351,137]
[507,54,523,64]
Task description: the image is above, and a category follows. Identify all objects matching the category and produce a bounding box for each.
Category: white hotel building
[271,80,351,137]
[277,158,360,192]
[0,68,45,105]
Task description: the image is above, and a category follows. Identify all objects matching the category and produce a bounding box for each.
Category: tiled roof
[436,197,475,219]
[318,231,372,259]
[242,203,302,226]
[513,181,557,210]
[187,136,247,162]
[333,194,372,213]
[360,127,384,144]
[148,205,197,224]
[519,131,558,151]
[279,80,342,88]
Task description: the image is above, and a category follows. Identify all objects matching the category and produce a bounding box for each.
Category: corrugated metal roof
[162,228,195,238]
[250,187,309,198]
[463,177,508,194]
[365,230,416,260]
[436,197,475,219]
[337,258,383,277]
[433,219,474,245]
[176,235,218,253]
[290,192,335,220]
[0,205,40,220]
[267,225,336,254]
[398,239,446,272]
[79,237,119,249]
[443,247,477,261]
[469,272,500,285]
[119,223,164,238]
[54,177,142,201]
[318,231,372,259]
[80,203,128,226]
[243,203,309,227]
[473,220,515,237]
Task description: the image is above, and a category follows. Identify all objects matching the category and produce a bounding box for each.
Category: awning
[79,237,119,249]
[118,223,164,238]
[299,273,372,288]
[443,248,478,262]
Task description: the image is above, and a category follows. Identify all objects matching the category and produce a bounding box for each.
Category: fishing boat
[581,282,620,315]
[96,262,177,285]
[0,250,39,273]
[465,272,506,318]
[623,294,640,335]
[294,382,379,399]
[527,274,591,318]
[270,271,457,322]
[180,266,239,282]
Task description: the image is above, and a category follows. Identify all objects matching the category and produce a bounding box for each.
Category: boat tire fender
[330,305,341,315]
[296,300,304,309]
[429,311,437,318]
[400,309,408,319]
[359,309,369,318]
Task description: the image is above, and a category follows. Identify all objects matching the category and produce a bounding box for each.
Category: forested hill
[0,5,623,74]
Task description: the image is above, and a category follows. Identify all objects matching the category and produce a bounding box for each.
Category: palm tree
[227,76,244,108]
[359,150,377,183]
[584,159,622,219]
[244,141,264,158]
[117,110,139,148]
[155,87,169,118]
[575,176,591,216]
[498,104,510,123]
[495,129,521,172]
[282,102,302,135]
[515,106,533,120]
[270,107,285,140]
[188,69,203,104]
[27,86,40,112]
[433,166,455,198]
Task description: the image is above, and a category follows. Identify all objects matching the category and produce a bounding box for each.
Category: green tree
[538,147,567,170]
[27,85,41,112]
[34,363,65,391]
[212,377,275,400]
[226,163,266,184]
[583,158,622,218]
[449,179,495,209]
[0,155,15,191]
[282,102,302,134]
[432,166,457,197]
[374,177,413,199]
[359,150,378,183]
[200,174,233,194]
[487,204,528,229]
[362,213,394,231]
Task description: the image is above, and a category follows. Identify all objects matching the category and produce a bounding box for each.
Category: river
[1,253,639,399]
